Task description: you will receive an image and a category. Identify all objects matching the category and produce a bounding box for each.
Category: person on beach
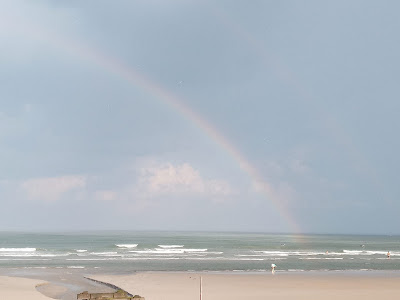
[387,251,391,259]
[271,263,276,274]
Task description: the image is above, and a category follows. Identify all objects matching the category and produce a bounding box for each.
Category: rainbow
[10,16,301,234]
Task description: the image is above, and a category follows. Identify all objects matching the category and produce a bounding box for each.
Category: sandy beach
[92,272,400,300]
[0,269,116,300]
[2,270,400,300]
[0,276,52,300]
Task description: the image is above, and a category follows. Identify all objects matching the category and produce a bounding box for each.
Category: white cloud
[21,175,86,202]
[135,162,233,198]
[137,163,204,195]
[95,190,117,202]
[91,161,235,213]
[16,161,233,208]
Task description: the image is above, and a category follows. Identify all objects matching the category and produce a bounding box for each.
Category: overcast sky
[1,0,399,234]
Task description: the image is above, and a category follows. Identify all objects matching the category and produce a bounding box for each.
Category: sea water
[0,231,399,273]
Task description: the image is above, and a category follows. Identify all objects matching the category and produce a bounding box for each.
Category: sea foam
[116,244,138,248]
[0,248,36,252]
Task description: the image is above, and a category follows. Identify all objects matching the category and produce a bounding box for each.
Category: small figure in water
[387,251,391,259]
[271,263,276,274]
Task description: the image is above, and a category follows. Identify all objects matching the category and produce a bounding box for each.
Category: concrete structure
[77,290,144,300]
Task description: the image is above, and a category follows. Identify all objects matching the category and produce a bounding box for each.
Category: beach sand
[2,271,400,300]
[0,276,52,300]
[0,269,116,300]
[92,272,400,300]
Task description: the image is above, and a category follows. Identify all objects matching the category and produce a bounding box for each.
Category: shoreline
[4,267,400,277]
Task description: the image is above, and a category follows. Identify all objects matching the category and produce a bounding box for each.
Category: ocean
[1,231,399,273]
